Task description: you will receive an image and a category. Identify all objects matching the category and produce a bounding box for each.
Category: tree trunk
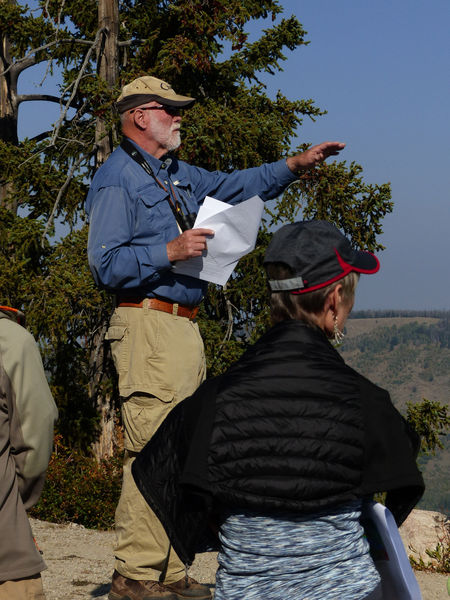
[95,0,119,169]
[90,316,121,461]
[0,0,19,211]
[91,0,119,460]
[91,0,120,461]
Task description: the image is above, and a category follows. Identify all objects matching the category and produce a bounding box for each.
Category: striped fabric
[214,501,381,600]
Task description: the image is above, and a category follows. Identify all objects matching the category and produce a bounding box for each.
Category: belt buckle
[172,303,179,316]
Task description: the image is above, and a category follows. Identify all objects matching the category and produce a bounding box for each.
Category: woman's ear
[326,284,343,315]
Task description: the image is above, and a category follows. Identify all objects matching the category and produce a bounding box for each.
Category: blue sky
[18,1,449,310]
[247,0,450,311]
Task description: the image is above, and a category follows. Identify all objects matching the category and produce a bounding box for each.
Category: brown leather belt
[116,297,199,320]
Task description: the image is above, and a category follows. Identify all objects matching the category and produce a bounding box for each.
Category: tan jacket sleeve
[0,318,58,509]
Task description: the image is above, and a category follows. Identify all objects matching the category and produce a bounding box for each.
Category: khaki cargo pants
[0,575,46,600]
[106,302,206,584]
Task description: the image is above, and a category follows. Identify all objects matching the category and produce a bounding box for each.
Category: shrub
[30,435,122,529]
[409,515,450,574]
[406,398,450,455]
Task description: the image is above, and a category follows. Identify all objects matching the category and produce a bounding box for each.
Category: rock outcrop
[400,509,449,568]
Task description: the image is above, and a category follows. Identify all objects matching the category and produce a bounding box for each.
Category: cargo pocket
[105,324,129,394]
[121,395,175,451]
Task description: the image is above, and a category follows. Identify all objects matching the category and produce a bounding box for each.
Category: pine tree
[0,0,393,455]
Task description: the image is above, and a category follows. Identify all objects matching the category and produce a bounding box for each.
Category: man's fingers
[315,142,345,162]
[316,141,346,154]
[322,141,346,150]
[191,228,214,236]
[181,228,212,257]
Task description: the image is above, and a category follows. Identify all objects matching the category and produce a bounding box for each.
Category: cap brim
[116,94,195,113]
[351,250,380,274]
[153,95,195,107]
[290,248,380,295]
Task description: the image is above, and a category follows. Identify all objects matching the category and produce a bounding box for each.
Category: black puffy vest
[133,319,424,566]
[206,320,365,512]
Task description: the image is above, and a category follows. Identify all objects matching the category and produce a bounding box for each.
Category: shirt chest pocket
[135,180,196,236]
[135,183,176,236]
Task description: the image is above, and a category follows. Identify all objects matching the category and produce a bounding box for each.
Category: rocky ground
[30,510,449,600]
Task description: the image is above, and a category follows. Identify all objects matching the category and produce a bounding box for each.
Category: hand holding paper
[167,228,214,262]
[172,195,264,286]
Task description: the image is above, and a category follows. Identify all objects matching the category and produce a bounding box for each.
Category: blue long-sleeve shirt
[85,140,298,306]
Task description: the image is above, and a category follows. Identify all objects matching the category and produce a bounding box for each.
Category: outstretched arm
[286,141,346,174]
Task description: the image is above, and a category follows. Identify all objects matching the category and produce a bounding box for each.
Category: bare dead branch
[29,130,52,143]
[39,56,55,87]
[1,34,146,79]
[210,285,237,367]
[50,28,107,146]
[223,295,235,343]
[40,151,85,246]
[16,93,68,105]
[0,37,98,78]
[118,39,146,47]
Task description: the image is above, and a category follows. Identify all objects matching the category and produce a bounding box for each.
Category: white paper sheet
[172,195,264,286]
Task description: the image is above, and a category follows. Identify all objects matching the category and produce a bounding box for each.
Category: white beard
[150,120,181,152]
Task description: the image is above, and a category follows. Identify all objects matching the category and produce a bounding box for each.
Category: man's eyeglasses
[129,105,182,117]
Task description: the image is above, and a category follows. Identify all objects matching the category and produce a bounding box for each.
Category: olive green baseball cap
[116,76,195,113]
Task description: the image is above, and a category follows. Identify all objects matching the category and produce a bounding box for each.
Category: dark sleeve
[359,376,424,525]
[132,375,222,565]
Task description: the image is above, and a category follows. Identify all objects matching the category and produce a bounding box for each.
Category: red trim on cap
[291,248,380,295]
[335,248,380,275]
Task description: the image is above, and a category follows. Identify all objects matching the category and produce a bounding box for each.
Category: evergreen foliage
[1,0,393,451]
[406,399,449,456]
[4,1,450,530]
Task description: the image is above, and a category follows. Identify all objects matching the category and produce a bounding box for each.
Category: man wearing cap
[85,75,345,600]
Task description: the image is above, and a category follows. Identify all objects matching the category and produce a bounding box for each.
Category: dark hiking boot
[164,576,212,599]
[108,570,178,600]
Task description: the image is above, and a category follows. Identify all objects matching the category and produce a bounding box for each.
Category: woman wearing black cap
[133,220,424,600]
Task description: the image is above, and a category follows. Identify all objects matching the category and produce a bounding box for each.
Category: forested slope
[339,312,450,515]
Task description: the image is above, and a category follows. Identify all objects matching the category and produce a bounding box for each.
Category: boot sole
[109,593,132,600]
[171,593,212,600]
[109,593,178,600]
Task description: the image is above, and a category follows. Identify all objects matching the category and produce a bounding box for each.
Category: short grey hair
[265,262,359,326]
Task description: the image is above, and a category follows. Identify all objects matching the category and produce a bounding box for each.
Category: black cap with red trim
[264,220,380,294]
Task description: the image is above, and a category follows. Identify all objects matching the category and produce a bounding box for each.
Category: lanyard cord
[120,139,191,231]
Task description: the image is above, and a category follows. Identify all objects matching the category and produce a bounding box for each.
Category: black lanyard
[120,138,195,231]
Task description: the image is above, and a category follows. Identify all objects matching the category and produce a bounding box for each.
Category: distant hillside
[339,312,450,515]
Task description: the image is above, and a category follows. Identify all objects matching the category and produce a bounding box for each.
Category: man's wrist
[286,156,305,176]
